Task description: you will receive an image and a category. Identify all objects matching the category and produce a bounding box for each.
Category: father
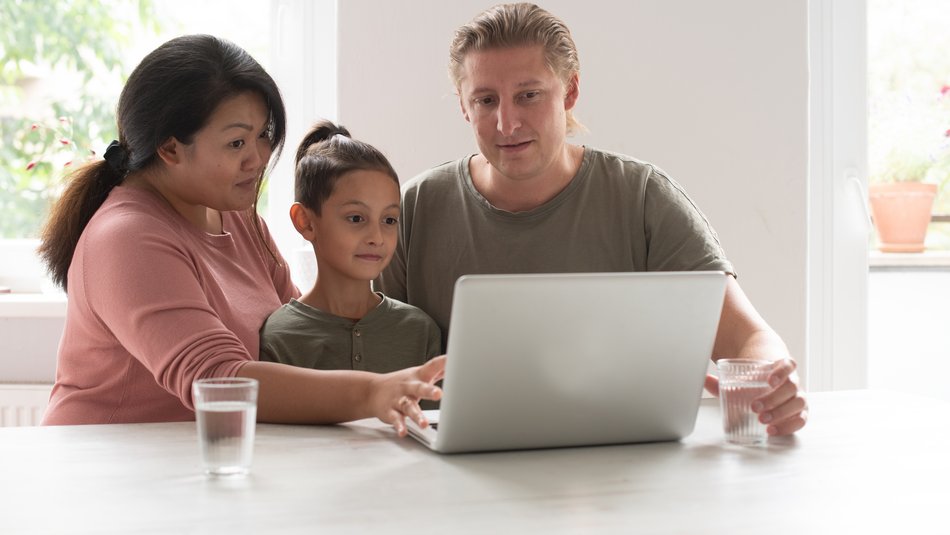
[378,2,807,436]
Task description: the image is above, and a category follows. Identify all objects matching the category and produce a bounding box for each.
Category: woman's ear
[156,137,184,166]
[289,202,317,240]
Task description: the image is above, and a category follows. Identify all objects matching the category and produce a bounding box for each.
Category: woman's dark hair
[294,120,399,214]
[38,34,287,290]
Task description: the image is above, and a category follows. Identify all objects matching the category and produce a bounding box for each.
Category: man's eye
[475,96,495,106]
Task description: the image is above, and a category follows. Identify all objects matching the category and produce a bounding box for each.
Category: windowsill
[0,293,67,318]
[869,250,950,270]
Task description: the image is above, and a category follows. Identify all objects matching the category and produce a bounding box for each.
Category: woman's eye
[229,140,246,149]
[259,124,274,140]
[384,217,399,225]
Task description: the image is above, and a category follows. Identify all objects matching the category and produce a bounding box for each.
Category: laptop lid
[410,271,728,454]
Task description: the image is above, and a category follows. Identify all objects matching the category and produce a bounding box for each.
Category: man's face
[457,45,578,183]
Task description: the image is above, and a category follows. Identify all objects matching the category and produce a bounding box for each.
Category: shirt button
[354,329,361,337]
[354,354,362,362]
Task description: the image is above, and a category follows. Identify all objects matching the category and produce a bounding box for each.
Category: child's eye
[346,215,365,223]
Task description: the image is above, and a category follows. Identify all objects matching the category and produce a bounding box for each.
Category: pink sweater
[43,187,299,425]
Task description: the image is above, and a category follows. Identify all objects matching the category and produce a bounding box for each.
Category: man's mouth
[497,140,532,151]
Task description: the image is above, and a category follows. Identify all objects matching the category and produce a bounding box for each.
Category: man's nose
[496,101,521,136]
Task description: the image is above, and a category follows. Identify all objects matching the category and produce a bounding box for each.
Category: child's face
[309,169,401,283]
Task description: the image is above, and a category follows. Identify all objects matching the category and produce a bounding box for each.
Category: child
[260,121,441,403]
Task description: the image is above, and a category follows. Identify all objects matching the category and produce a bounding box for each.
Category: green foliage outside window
[0,0,158,238]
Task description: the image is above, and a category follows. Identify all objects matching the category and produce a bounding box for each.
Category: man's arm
[708,276,808,436]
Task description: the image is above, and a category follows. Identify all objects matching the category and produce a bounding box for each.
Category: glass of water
[716,359,772,445]
[192,377,259,476]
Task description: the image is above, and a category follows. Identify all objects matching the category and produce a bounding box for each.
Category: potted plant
[868,147,939,253]
[868,84,950,253]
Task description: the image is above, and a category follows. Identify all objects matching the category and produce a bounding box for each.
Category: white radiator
[0,384,52,427]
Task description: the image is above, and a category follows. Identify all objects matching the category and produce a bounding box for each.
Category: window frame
[806,0,870,391]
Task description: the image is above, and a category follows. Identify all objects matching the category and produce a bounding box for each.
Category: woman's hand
[368,355,446,436]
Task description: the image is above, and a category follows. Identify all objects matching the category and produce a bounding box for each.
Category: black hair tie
[103,140,129,173]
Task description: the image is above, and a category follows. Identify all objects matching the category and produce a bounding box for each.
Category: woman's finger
[383,408,407,437]
[399,396,428,428]
[418,355,447,384]
[409,380,442,402]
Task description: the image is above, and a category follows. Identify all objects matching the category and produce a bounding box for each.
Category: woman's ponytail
[38,158,126,290]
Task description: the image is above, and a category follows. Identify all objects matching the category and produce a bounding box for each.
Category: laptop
[406,271,728,453]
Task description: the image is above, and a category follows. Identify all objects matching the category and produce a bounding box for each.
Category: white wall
[334,1,809,380]
[0,1,811,390]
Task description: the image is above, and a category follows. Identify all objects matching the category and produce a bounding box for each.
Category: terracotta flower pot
[868,182,938,253]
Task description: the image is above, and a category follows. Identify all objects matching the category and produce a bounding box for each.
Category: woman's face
[161,91,273,226]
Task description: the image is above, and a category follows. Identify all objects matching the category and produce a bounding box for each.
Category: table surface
[1,390,947,534]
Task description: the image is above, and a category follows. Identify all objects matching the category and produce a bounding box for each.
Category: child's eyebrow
[339,200,400,210]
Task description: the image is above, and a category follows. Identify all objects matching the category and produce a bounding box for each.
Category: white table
[1,390,947,534]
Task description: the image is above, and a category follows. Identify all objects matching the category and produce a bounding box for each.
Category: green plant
[868,83,950,186]
[871,145,936,184]
[0,0,158,239]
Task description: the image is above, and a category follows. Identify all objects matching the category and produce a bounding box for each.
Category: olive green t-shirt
[259,293,441,373]
[378,146,734,344]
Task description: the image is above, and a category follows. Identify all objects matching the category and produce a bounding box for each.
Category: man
[378,3,807,436]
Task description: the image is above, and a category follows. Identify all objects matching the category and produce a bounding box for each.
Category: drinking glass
[192,377,258,476]
[716,359,772,445]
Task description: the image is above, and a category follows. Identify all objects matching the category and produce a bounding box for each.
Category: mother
[39,34,441,435]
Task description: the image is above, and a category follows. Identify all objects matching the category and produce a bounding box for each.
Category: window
[866,0,950,404]
[867,0,950,252]
[0,0,283,292]
[807,0,869,390]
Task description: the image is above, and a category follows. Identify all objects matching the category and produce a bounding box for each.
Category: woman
[39,35,442,435]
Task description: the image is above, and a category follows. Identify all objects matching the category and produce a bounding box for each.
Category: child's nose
[366,224,384,245]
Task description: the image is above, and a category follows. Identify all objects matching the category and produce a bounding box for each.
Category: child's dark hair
[294,120,399,213]
[39,34,287,290]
